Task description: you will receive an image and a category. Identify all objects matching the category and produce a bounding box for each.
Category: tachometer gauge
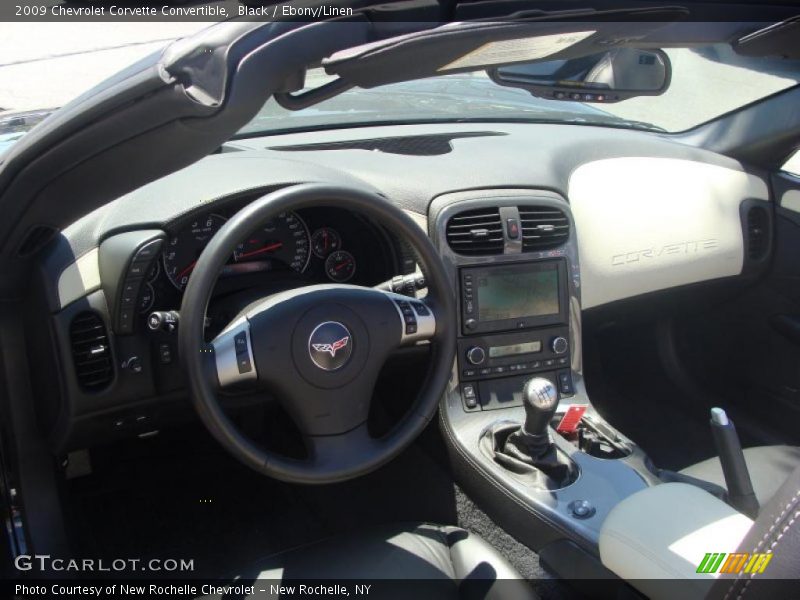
[163,213,227,290]
[234,212,310,273]
[311,227,342,258]
[325,250,356,283]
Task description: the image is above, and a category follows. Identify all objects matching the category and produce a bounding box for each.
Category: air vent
[70,312,113,392]
[519,206,570,251]
[16,225,58,257]
[746,206,769,260]
[446,208,504,256]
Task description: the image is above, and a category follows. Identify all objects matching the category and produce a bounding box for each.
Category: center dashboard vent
[519,206,570,251]
[445,208,504,256]
[70,312,113,392]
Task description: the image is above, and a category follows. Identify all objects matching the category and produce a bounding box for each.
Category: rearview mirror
[489,48,671,103]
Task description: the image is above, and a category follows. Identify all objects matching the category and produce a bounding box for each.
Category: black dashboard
[33,121,771,455]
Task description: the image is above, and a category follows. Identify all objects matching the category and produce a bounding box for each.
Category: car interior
[1,2,800,599]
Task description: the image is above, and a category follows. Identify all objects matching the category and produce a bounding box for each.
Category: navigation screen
[477,265,560,322]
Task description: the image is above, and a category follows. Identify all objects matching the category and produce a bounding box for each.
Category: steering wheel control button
[234,331,253,374]
[551,336,569,355]
[308,322,353,371]
[466,346,486,365]
[569,500,596,519]
[411,301,430,316]
[237,355,252,374]
[212,320,257,386]
[234,332,248,354]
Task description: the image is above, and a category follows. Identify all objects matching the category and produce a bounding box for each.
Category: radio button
[551,336,569,355]
[462,369,476,378]
[479,368,491,376]
[466,346,486,365]
[464,319,478,331]
[544,359,555,367]
[492,366,506,374]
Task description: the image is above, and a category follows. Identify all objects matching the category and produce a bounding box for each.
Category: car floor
[582,320,766,472]
[60,420,577,599]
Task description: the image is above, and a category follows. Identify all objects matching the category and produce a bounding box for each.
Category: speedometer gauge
[163,213,227,290]
[235,212,310,273]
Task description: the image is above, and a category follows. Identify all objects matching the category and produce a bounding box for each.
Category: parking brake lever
[710,407,759,518]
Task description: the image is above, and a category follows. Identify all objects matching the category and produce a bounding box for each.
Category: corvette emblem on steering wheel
[308,322,354,371]
[312,336,350,357]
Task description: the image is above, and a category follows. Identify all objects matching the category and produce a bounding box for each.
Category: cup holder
[551,414,633,459]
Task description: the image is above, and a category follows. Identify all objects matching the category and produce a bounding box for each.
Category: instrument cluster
[140,204,395,316]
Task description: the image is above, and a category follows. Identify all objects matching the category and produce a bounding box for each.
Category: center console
[456,259,574,410]
[430,189,659,572]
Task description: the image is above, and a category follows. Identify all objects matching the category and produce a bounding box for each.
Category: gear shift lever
[521,377,560,455]
[480,376,576,488]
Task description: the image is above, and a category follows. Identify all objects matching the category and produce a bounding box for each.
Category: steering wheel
[179,184,456,484]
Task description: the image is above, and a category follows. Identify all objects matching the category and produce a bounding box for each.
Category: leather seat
[680,445,800,505]
[236,523,536,600]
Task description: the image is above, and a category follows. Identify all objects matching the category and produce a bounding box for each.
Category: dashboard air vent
[519,206,570,251]
[70,312,113,392]
[446,208,504,256]
[746,206,768,260]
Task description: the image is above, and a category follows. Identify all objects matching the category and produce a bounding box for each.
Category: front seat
[680,445,800,505]
[230,523,535,600]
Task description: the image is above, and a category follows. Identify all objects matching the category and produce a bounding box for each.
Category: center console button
[551,336,569,355]
[506,218,520,239]
[570,500,595,519]
[466,346,486,365]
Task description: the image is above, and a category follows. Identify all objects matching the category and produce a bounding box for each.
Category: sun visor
[734,17,800,59]
[322,9,687,89]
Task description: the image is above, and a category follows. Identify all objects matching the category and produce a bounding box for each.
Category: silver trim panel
[211,317,257,387]
[383,291,436,345]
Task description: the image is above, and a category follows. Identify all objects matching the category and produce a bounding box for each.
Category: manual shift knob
[522,377,559,436]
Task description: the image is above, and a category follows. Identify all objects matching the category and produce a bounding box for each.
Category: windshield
[239,45,800,136]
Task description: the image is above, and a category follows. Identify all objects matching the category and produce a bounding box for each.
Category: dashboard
[35,121,772,454]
